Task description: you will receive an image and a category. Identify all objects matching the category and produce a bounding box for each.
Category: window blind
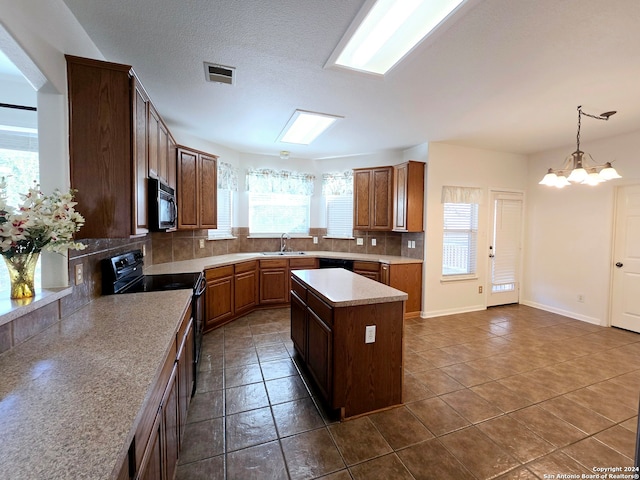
[326,195,353,238]
[208,188,233,238]
[442,203,479,276]
[491,198,522,292]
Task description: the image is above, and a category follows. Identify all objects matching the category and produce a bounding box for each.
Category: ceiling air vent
[204,62,235,85]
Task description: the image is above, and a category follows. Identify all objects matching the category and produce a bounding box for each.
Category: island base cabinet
[291,275,404,420]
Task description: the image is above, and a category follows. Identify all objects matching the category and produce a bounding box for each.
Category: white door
[487,191,523,307]
[611,185,640,333]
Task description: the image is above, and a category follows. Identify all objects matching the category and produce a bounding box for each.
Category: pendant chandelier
[539,106,622,188]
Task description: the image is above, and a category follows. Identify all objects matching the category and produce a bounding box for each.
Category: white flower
[0,178,86,256]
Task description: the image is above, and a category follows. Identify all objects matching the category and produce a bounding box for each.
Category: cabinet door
[177,148,198,229]
[177,318,194,446]
[235,269,257,313]
[66,56,133,239]
[206,275,234,329]
[371,167,393,230]
[167,134,177,190]
[158,121,169,184]
[148,104,160,180]
[393,162,408,231]
[307,309,332,403]
[199,154,218,229]
[353,169,372,230]
[389,263,422,317]
[290,291,307,361]
[393,161,424,232]
[162,366,179,480]
[259,268,288,304]
[137,408,163,480]
[132,80,149,235]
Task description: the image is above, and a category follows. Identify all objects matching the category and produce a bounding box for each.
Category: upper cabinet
[353,166,393,231]
[393,160,425,232]
[148,103,176,190]
[353,161,425,233]
[66,55,148,238]
[177,146,217,229]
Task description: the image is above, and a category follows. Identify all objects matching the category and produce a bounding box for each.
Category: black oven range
[102,249,206,396]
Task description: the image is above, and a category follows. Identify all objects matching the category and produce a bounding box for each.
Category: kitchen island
[290,268,407,420]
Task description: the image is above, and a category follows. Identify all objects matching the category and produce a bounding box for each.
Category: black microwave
[149,178,177,231]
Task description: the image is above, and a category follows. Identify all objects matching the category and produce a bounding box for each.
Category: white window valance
[322,171,353,196]
[246,168,315,196]
[441,186,483,204]
[217,162,238,191]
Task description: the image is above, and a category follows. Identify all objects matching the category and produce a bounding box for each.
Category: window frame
[441,202,479,280]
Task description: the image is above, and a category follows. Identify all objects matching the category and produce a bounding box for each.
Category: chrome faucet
[280,233,290,252]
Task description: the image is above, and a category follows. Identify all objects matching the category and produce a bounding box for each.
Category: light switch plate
[371,238,376,246]
[313,236,318,244]
[365,325,376,343]
[356,238,364,246]
[199,239,205,249]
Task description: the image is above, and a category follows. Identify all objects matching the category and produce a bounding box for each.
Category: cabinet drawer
[260,259,288,269]
[235,260,257,274]
[307,291,333,327]
[205,265,233,280]
[291,276,307,301]
[353,261,380,272]
[289,257,317,269]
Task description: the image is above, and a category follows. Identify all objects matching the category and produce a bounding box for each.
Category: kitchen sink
[261,251,306,256]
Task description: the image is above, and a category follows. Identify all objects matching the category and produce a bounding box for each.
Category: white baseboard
[420,304,486,319]
[520,300,604,326]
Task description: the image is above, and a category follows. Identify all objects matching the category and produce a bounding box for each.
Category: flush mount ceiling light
[326,0,465,75]
[277,110,343,145]
[539,106,621,188]
[279,151,290,160]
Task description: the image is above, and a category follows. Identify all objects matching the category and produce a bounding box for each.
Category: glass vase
[3,251,40,299]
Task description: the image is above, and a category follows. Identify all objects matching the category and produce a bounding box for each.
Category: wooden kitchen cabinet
[66,55,150,238]
[234,260,258,315]
[205,265,234,331]
[382,262,423,318]
[259,259,289,304]
[353,166,393,231]
[393,161,425,232]
[288,257,317,301]
[291,270,404,420]
[177,317,194,445]
[353,261,381,282]
[177,146,218,229]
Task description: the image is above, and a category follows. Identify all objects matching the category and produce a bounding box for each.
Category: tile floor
[176,304,640,480]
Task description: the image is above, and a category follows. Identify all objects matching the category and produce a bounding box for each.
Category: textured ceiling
[60,0,640,159]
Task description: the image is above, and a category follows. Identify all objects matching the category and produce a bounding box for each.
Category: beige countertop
[292,268,408,307]
[144,250,422,275]
[0,289,192,480]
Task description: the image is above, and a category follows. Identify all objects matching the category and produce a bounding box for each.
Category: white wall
[523,129,640,325]
[423,142,528,317]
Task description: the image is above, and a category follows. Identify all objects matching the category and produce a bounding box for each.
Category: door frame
[485,188,526,307]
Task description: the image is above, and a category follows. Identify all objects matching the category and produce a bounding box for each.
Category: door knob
[615,262,623,268]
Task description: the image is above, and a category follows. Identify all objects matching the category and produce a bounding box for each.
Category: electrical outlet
[407,240,411,248]
[199,239,205,249]
[356,238,364,246]
[365,325,376,343]
[313,236,318,244]
[479,285,483,294]
[411,240,416,248]
[577,294,584,303]
[74,264,84,285]
[371,238,376,246]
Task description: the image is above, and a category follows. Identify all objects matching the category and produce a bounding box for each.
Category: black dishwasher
[318,258,354,271]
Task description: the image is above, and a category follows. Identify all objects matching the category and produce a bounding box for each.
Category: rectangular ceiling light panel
[329,0,465,75]
[278,110,343,145]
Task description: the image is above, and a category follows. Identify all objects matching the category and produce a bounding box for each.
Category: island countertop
[0,289,192,480]
[292,268,408,307]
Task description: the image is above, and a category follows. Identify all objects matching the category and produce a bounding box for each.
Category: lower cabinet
[381,262,423,318]
[123,303,194,480]
[259,259,288,304]
[353,261,381,282]
[205,265,234,330]
[290,291,307,361]
[306,307,333,402]
[234,261,258,315]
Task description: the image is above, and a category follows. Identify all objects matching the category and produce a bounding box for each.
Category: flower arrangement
[0,178,86,256]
